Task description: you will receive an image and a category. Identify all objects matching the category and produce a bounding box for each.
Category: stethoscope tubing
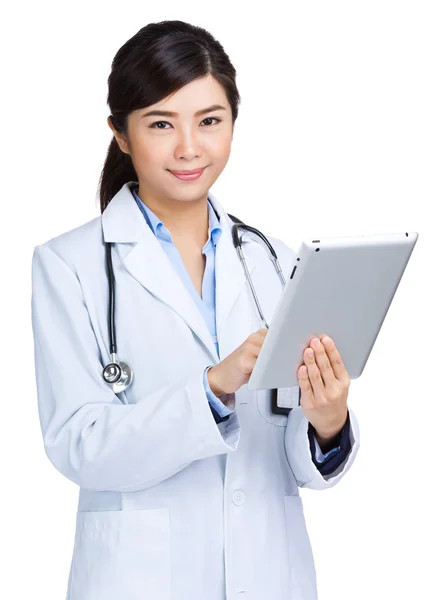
[102,214,285,393]
[231,220,286,329]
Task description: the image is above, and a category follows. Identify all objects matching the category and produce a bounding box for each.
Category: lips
[169,167,206,181]
[169,168,204,175]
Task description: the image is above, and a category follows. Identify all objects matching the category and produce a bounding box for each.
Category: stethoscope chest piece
[102,358,134,393]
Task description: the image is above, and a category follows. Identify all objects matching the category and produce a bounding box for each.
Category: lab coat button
[232,490,245,505]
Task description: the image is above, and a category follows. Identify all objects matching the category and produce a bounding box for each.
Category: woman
[31,20,359,600]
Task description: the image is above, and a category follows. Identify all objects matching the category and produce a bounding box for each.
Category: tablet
[246,231,418,391]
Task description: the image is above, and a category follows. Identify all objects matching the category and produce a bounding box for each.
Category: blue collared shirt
[132,185,350,472]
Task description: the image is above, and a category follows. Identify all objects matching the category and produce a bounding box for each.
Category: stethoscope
[102,208,287,394]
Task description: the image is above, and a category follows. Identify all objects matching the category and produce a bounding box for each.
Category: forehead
[136,75,229,118]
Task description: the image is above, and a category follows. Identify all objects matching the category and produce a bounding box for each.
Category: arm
[31,244,241,493]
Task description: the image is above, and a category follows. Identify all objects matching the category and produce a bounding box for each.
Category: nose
[174,128,202,160]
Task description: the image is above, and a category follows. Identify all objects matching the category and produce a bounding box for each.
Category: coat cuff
[203,366,235,424]
[285,405,360,489]
[308,413,352,475]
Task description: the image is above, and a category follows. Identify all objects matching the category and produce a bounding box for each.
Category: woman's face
[108,74,234,204]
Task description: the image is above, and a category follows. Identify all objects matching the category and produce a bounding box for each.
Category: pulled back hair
[98,20,241,213]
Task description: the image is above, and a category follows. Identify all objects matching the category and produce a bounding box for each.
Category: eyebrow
[141,104,227,119]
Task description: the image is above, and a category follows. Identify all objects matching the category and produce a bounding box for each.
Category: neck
[137,184,210,249]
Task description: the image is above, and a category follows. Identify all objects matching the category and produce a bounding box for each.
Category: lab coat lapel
[101,182,256,364]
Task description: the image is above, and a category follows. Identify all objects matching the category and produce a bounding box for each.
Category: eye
[201,117,221,126]
[149,117,222,129]
[150,121,171,130]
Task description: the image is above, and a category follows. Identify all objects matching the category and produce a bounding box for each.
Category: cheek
[132,140,167,170]
[208,134,232,161]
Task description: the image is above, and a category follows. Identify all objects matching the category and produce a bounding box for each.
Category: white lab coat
[31,182,360,600]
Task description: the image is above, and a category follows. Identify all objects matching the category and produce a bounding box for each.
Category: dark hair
[98,20,241,213]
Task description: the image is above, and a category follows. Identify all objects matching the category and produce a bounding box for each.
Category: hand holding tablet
[296,332,351,438]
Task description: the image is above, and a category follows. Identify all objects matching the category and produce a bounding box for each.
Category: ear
[107,116,130,154]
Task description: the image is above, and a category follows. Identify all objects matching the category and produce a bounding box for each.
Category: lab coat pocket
[67,507,171,600]
[283,495,318,600]
[256,389,289,426]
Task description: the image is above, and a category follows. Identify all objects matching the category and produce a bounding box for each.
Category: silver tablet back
[247,231,418,390]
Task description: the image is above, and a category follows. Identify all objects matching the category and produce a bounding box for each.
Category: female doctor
[31,19,360,600]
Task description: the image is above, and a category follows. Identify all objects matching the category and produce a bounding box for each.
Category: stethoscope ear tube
[230,219,279,260]
[230,220,287,330]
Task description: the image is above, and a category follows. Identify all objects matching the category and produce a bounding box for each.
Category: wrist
[313,414,348,452]
[207,367,226,398]
[314,429,341,453]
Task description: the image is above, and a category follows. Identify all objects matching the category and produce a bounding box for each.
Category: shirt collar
[131,184,222,247]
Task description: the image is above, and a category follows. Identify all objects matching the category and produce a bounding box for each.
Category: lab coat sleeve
[203,365,235,423]
[31,244,241,493]
[285,404,360,489]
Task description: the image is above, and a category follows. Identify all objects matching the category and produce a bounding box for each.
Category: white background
[1,1,445,598]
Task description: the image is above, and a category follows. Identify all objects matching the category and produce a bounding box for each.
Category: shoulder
[32,216,103,273]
